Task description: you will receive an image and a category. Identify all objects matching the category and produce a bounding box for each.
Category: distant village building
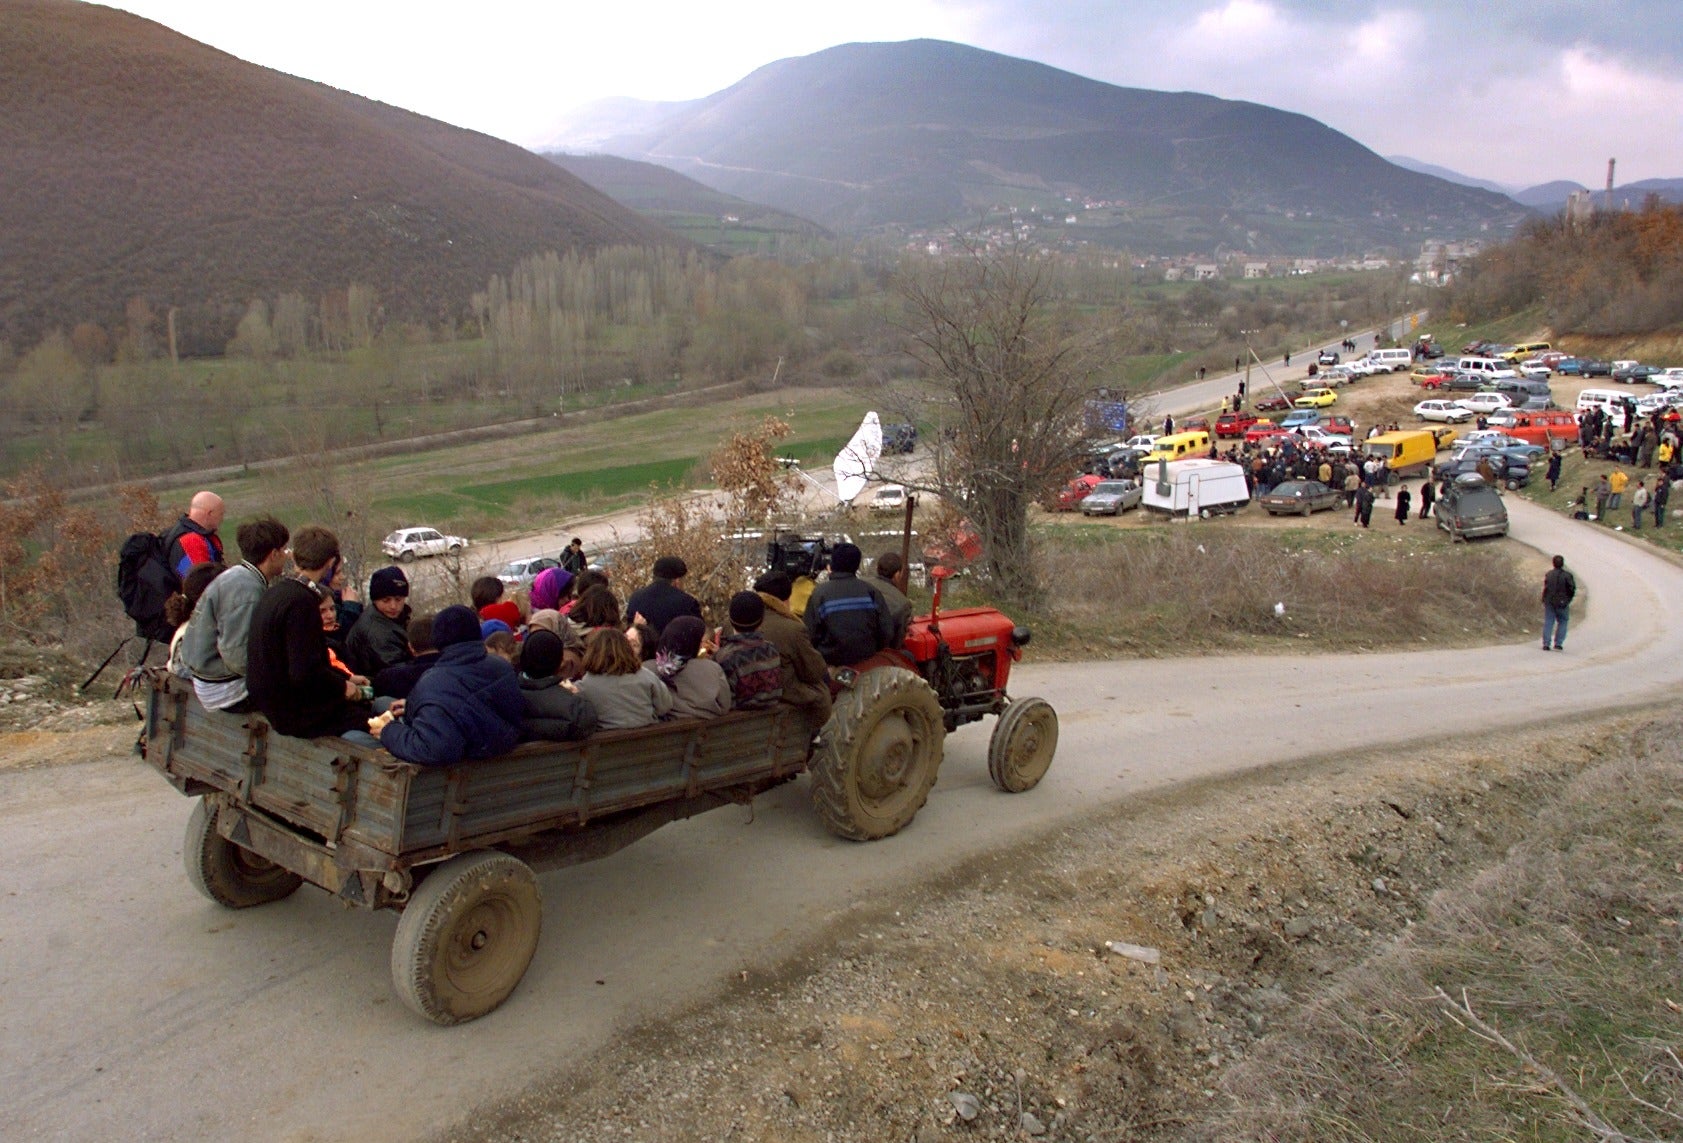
[1163,266,1185,282]
[1193,264,1220,280]
[1566,189,1596,225]
[1243,262,1268,279]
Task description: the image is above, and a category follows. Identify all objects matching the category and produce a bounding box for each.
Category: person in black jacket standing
[1541,554,1576,651]
[625,556,704,637]
[246,526,374,742]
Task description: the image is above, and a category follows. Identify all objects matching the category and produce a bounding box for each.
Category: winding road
[2,494,1676,1140]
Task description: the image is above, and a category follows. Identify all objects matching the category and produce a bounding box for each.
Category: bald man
[163,490,226,582]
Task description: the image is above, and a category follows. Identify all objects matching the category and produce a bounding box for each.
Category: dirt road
[1,495,1675,1141]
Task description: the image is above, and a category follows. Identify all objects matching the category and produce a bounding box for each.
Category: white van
[1457,355,1519,381]
[1366,348,1412,372]
[1576,388,1629,428]
[1141,458,1251,517]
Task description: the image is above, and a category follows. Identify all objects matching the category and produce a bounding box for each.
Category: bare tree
[890,237,1114,605]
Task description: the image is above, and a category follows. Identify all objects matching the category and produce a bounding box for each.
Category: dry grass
[1006,526,1538,657]
[1196,721,1683,1142]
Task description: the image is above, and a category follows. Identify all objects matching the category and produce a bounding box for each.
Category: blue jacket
[379,642,524,767]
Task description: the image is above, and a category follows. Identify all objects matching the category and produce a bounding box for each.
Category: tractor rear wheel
[391,851,541,1025]
[184,798,303,909]
[811,667,945,841]
[987,697,1059,792]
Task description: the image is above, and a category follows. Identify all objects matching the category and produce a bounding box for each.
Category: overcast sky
[103,0,1680,188]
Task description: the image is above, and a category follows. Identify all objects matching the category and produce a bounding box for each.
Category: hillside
[1516,178,1683,213]
[0,0,675,353]
[552,39,1529,255]
[544,153,830,251]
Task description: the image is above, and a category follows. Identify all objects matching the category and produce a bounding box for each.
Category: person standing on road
[1654,475,1670,528]
[1394,486,1411,524]
[1631,479,1649,530]
[1594,474,1612,521]
[1419,479,1435,519]
[1546,450,1563,492]
[1609,467,1628,511]
[1541,555,1576,651]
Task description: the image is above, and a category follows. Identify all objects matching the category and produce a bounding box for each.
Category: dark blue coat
[379,642,523,767]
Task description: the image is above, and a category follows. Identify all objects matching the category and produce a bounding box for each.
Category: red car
[1321,415,1355,435]
[1215,411,1260,438]
[1255,394,1291,412]
[1244,422,1289,444]
[1053,473,1102,510]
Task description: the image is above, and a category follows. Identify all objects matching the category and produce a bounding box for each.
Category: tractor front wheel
[811,668,945,841]
[987,697,1059,793]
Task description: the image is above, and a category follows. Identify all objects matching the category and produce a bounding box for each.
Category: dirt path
[2,496,1679,1141]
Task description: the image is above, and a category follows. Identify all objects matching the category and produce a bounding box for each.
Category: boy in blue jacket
[369,605,524,766]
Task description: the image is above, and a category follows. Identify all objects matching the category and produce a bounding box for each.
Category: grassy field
[197,387,874,541]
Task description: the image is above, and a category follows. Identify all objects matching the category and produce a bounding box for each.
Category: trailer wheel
[183,798,303,909]
[391,851,541,1025]
[987,697,1059,793]
[811,667,945,841]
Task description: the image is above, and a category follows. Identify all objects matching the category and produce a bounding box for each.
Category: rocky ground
[438,711,1651,1143]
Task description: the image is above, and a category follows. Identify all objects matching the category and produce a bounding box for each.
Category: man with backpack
[178,516,289,712]
[1541,555,1577,652]
[162,491,226,583]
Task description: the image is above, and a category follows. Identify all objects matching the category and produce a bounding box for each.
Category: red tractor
[814,565,1059,840]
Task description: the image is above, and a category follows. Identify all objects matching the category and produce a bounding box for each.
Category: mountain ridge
[548,39,1529,255]
[0,0,674,352]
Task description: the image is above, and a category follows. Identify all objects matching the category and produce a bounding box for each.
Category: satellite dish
[833,412,883,505]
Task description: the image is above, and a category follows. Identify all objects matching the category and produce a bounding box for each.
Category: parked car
[1317,349,1341,366]
[871,484,909,513]
[1558,357,1612,377]
[1080,479,1144,516]
[382,527,470,562]
[1411,365,1450,389]
[1653,367,1683,386]
[1436,447,1531,488]
[1436,474,1510,540]
[1294,387,1339,408]
[1260,479,1343,517]
[1346,359,1390,378]
[1455,392,1514,415]
[1290,426,1352,450]
[1254,394,1292,412]
[1461,431,1546,460]
[1122,434,1159,452]
[1613,363,1663,384]
[1215,411,1260,438]
[1245,422,1291,444]
[496,554,562,587]
[1053,474,1103,511]
[1415,400,1474,424]
[1280,409,1322,430]
[1517,360,1552,379]
[1320,415,1356,435]
[1441,371,1488,392]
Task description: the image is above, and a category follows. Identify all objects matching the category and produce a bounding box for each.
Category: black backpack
[117,532,178,642]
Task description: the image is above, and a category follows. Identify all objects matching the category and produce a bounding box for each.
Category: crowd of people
[159,495,920,768]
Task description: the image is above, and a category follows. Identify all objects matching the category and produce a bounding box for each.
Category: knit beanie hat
[480,618,513,639]
[433,604,482,648]
[728,590,765,629]
[521,629,565,679]
[369,566,409,601]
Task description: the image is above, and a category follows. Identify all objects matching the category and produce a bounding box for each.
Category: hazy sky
[102,0,1681,187]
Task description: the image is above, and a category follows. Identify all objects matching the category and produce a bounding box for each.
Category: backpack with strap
[717,633,784,711]
[117,532,178,641]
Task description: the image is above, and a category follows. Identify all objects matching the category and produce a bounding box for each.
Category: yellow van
[1141,430,1212,465]
[1362,429,1438,477]
[1502,341,1551,362]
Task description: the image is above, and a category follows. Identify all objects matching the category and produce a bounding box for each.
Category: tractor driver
[803,543,894,668]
